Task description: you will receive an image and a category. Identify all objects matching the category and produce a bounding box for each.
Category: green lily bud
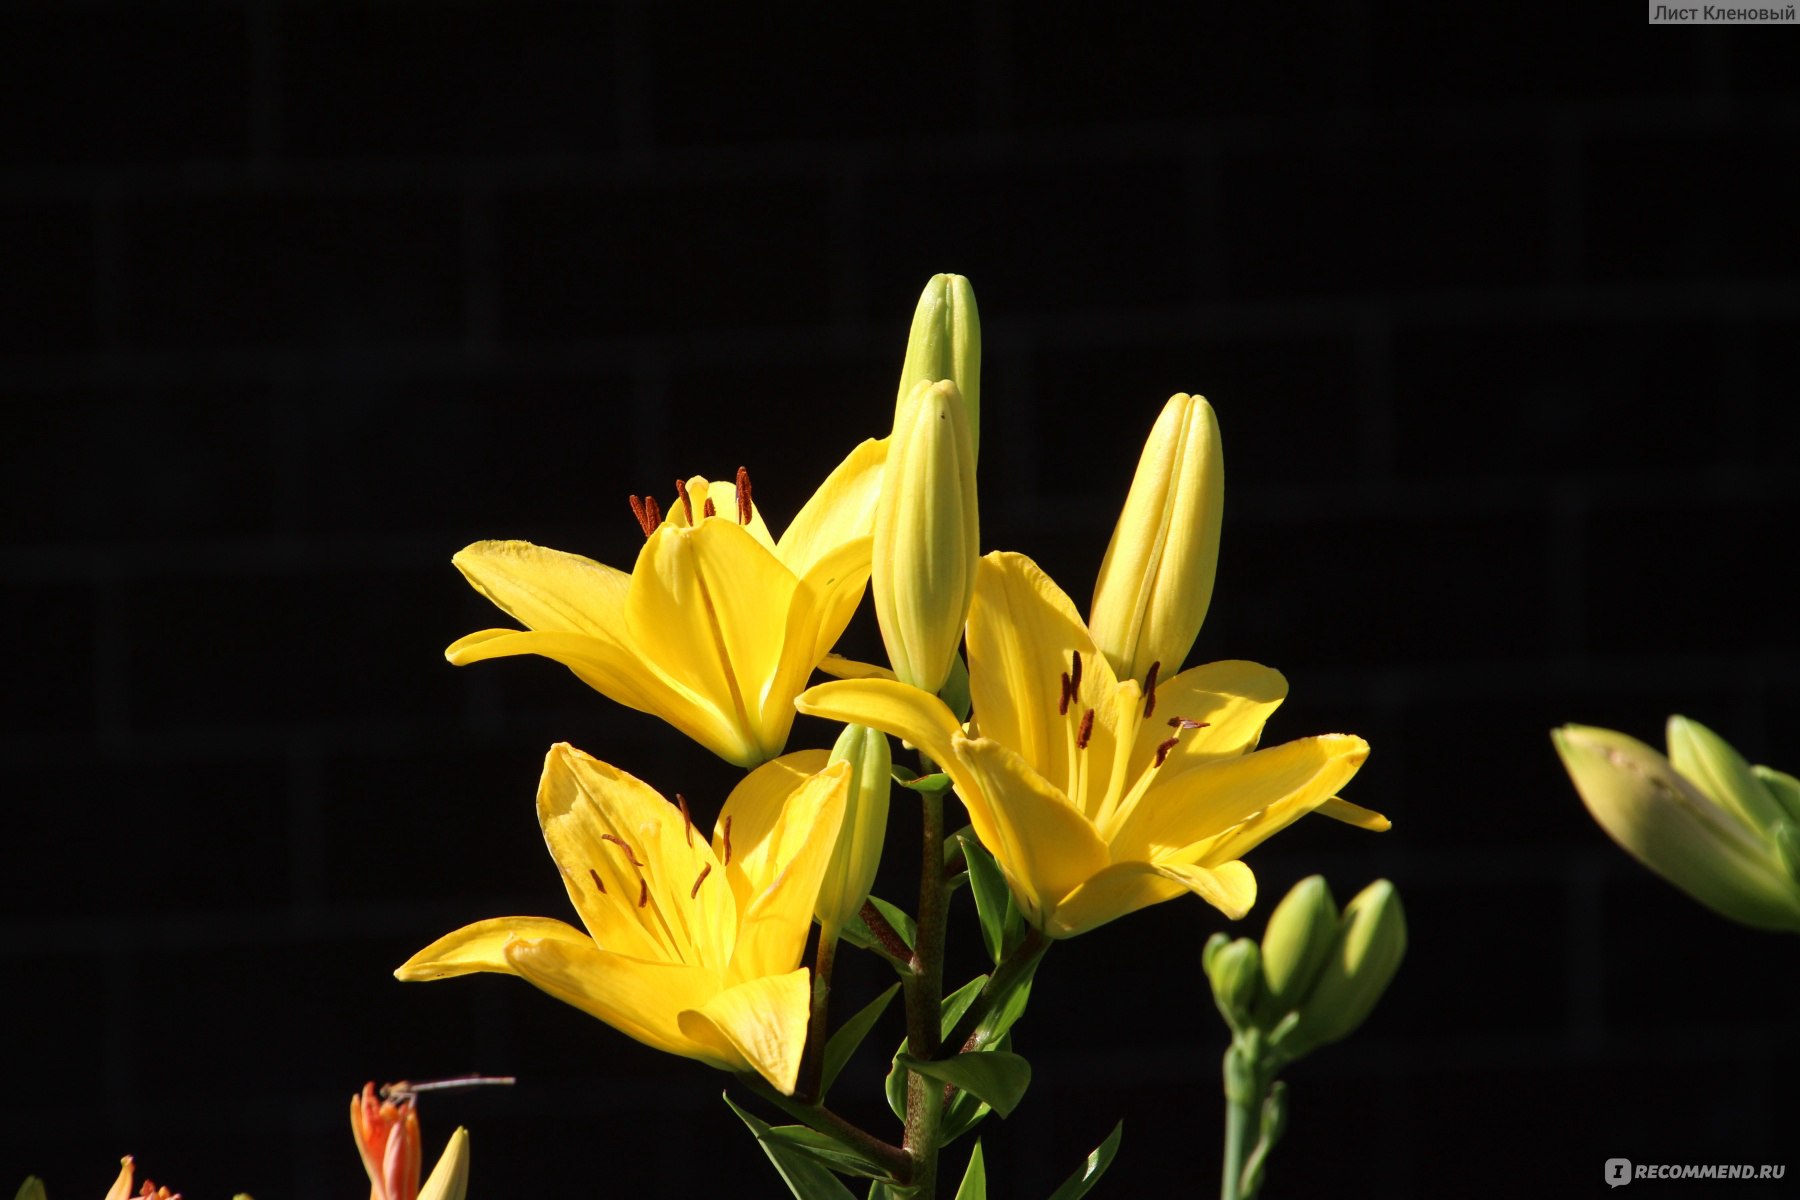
[1554,724,1800,932]
[1205,936,1263,1034]
[1285,880,1406,1055]
[1753,764,1800,825]
[897,273,981,461]
[872,379,979,694]
[1666,715,1787,835]
[1088,394,1224,684]
[1773,821,1800,887]
[1257,875,1338,1016]
[817,724,893,936]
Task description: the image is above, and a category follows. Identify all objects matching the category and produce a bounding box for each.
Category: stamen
[1058,671,1073,716]
[735,466,753,524]
[601,833,644,868]
[638,878,649,908]
[628,495,656,538]
[1076,708,1095,750]
[588,867,607,895]
[1167,716,1210,730]
[644,494,663,529]
[722,815,734,865]
[1070,649,1083,695]
[677,793,693,847]
[703,496,717,518]
[690,862,712,898]
[1143,661,1161,719]
[1154,736,1181,766]
[677,478,695,524]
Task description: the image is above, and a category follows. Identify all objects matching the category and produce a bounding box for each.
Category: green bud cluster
[1202,876,1407,1063]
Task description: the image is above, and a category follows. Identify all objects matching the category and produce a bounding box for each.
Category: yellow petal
[1317,796,1391,831]
[537,744,730,969]
[956,736,1111,929]
[669,476,778,553]
[712,751,831,923]
[1135,659,1287,772]
[628,521,797,764]
[818,653,897,682]
[796,536,875,667]
[1049,858,1257,936]
[502,933,721,1062]
[724,761,849,984]
[777,437,888,580]
[678,968,814,1094]
[1111,734,1369,859]
[395,915,596,980]
[447,628,758,764]
[796,678,978,807]
[967,552,1095,792]
[452,540,629,637]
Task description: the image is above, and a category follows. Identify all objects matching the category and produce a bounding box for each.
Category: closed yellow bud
[897,274,981,461]
[817,723,893,937]
[872,379,979,694]
[1089,394,1224,684]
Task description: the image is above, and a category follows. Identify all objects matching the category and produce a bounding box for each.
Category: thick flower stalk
[1088,393,1224,684]
[801,551,1385,937]
[397,744,849,1093]
[1555,717,1800,932]
[446,440,885,767]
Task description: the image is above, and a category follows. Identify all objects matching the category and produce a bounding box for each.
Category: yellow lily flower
[397,744,849,1095]
[446,439,886,767]
[799,551,1384,937]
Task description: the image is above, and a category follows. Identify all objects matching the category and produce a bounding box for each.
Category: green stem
[1221,1088,1253,1200]
[901,785,950,1196]
[736,1074,914,1184]
[795,927,838,1105]
[1219,1038,1266,1200]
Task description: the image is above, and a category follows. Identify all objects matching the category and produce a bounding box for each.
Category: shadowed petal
[956,736,1111,928]
[1050,858,1256,936]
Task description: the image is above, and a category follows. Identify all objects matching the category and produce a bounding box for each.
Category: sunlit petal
[503,935,721,1062]
[394,915,595,980]
[452,540,629,638]
[777,437,887,579]
[1050,858,1256,936]
[678,968,814,1095]
[725,762,849,984]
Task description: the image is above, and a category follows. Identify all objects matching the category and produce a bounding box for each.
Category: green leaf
[867,1183,901,1200]
[938,1030,1011,1144]
[15,1179,47,1200]
[890,763,919,784]
[822,983,900,1098]
[953,1141,986,1200]
[895,1051,1031,1118]
[1044,1121,1124,1200]
[899,771,954,794]
[867,896,917,952]
[763,1127,898,1182]
[954,831,1010,964]
[885,975,991,1117]
[722,1093,859,1200]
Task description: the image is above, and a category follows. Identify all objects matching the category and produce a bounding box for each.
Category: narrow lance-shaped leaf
[762,1128,900,1182]
[895,1051,1031,1118]
[1045,1121,1125,1200]
[953,1141,987,1200]
[954,830,1010,964]
[722,1093,859,1200]
[821,983,900,1099]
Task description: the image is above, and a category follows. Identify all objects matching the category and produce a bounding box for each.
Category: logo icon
[1606,1158,1633,1187]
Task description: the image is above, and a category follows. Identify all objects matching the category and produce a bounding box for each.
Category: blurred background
[6,3,1798,1196]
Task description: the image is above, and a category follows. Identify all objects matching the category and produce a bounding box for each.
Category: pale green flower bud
[872,379,979,694]
[1205,935,1263,1034]
[1257,875,1338,1016]
[1753,764,1800,824]
[1089,394,1224,684]
[1666,715,1787,835]
[897,273,981,461]
[1555,724,1800,933]
[817,724,892,936]
[1285,880,1406,1055]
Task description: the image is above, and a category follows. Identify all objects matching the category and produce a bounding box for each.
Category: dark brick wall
[6,3,1797,1197]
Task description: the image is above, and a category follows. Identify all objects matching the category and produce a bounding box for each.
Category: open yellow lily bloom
[446,439,886,767]
[397,744,849,1095]
[799,552,1384,937]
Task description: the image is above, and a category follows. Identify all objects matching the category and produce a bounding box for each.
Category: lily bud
[897,273,981,461]
[1089,394,1224,684]
[1257,875,1338,1016]
[1286,880,1406,1054]
[817,724,893,936]
[872,379,979,694]
[419,1128,471,1200]
[1666,715,1788,834]
[1754,764,1800,824]
[1554,724,1800,932]
[1205,935,1263,1034]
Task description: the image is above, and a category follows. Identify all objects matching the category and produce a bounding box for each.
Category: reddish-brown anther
[690,862,712,898]
[628,494,657,538]
[704,496,717,519]
[677,478,695,524]
[1142,660,1161,719]
[722,815,734,865]
[1076,708,1095,750]
[1153,736,1181,767]
[638,878,650,908]
[1058,671,1073,716]
[588,867,607,894]
[677,793,694,847]
[601,833,644,868]
[735,466,753,524]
